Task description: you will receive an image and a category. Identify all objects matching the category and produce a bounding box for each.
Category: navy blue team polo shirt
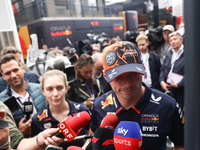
[31,100,90,150]
[91,84,184,150]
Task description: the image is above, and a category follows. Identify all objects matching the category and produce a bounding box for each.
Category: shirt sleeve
[0,101,23,149]
[90,103,102,133]
[169,102,184,146]
[31,114,41,137]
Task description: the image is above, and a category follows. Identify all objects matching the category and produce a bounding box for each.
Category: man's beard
[11,78,23,88]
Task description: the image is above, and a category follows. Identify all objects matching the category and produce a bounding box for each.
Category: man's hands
[17,128,65,150]
[38,128,64,146]
[0,110,9,145]
[18,116,31,136]
[170,79,178,88]
[161,81,170,91]
[161,79,178,91]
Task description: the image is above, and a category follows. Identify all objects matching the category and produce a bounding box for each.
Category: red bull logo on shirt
[101,94,113,109]
[37,109,47,121]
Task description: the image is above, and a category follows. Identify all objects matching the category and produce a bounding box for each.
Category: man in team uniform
[90,41,184,150]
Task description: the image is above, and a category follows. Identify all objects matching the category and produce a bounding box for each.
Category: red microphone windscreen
[100,113,118,130]
[70,111,91,131]
[67,146,84,150]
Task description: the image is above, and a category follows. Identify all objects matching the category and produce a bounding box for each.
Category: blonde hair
[39,70,68,90]
[136,34,149,43]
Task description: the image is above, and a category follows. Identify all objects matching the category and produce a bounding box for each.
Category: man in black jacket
[136,34,161,90]
[159,31,184,109]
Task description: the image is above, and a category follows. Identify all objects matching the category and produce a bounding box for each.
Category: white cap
[163,25,175,32]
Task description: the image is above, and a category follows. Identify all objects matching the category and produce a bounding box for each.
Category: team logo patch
[44,122,51,129]
[105,51,117,66]
[101,94,113,109]
[37,109,47,121]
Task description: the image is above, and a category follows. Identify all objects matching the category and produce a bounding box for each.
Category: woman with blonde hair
[31,70,89,149]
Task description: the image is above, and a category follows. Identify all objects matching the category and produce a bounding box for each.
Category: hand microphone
[22,101,33,121]
[56,111,90,142]
[66,146,84,150]
[100,113,118,130]
[86,113,118,150]
[64,134,93,143]
[114,121,143,150]
[92,127,115,150]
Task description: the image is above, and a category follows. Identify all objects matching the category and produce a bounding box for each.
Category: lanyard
[85,83,95,99]
[16,95,30,105]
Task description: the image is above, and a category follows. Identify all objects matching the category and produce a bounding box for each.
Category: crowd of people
[0,24,184,150]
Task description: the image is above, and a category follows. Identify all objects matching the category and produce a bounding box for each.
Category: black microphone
[64,134,93,143]
[22,101,33,121]
[92,127,115,150]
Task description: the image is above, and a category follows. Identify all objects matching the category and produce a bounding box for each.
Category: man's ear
[103,70,107,80]
[147,40,149,46]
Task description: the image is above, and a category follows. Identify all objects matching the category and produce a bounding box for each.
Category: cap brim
[105,63,145,83]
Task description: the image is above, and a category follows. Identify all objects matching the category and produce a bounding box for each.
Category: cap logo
[136,67,142,71]
[105,51,117,66]
[108,69,117,79]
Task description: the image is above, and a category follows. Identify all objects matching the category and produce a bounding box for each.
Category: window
[54,0,68,9]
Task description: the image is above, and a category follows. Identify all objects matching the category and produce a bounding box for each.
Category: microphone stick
[64,134,93,143]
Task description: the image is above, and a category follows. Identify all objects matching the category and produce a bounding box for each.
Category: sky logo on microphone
[114,121,143,150]
[117,127,128,136]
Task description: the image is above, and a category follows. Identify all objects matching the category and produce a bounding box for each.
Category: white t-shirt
[11,88,37,118]
[141,52,152,87]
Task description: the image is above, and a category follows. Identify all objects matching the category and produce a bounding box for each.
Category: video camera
[124,30,139,44]
[86,32,109,51]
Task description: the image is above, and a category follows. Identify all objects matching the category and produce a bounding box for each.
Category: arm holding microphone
[18,101,34,136]
[0,110,11,150]
[18,117,32,136]
[17,128,64,150]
